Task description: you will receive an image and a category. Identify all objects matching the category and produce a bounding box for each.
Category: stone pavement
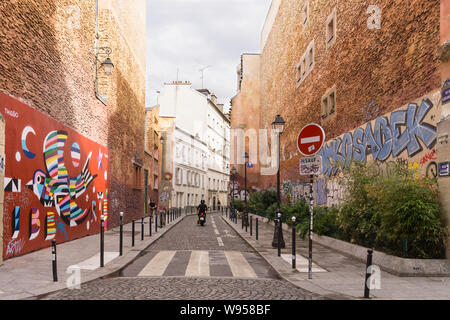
[0,212,186,300]
[39,212,322,300]
[222,212,450,300]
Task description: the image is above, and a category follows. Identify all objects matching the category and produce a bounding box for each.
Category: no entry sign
[297,123,326,156]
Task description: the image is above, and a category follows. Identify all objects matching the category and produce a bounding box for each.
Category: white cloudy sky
[145,0,272,111]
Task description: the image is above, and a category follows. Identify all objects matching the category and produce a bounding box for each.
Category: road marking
[77,252,119,270]
[301,136,320,144]
[217,237,224,246]
[138,251,176,276]
[281,254,327,273]
[224,251,257,278]
[185,251,210,277]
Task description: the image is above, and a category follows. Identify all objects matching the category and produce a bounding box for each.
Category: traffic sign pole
[308,174,314,280]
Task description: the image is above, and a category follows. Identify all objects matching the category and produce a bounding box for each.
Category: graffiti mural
[314,92,441,207]
[318,95,440,177]
[1,93,109,259]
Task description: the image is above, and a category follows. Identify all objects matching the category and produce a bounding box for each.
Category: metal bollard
[292,216,296,269]
[364,249,374,299]
[256,218,258,240]
[52,239,58,282]
[141,217,144,241]
[100,215,105,267]
[160,212,163,228]
[149,214,152,236]
[119,212,123,256]
[245,214,248,233]
[155,214,158,233]
[132,220,135,247]
[277,213,281,257]
[250,216,253,236]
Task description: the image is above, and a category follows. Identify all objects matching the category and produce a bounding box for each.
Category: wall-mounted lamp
[94,46,114,105]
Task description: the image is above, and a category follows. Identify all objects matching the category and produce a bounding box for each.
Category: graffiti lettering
[426,162,438,178]
[420,149,437,166]
[318,99,437,176]
[5,238,25,257]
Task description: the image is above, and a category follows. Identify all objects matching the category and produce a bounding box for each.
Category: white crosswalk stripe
[138,251,176,277]
[137,250,262,279]
[185,251,210,277]
[224,251,257,278]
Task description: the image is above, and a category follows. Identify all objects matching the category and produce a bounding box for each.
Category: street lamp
[231,166,237,221]
[243,152,249,227]
[271,115,286,249]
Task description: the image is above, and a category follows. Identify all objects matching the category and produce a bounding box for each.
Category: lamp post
[243,152,249,228]
[271,115,286,249]
[231,166,237,221]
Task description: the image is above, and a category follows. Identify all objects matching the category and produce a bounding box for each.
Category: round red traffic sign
[297,123,326,156]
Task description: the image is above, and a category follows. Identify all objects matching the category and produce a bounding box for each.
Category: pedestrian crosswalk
[123,250,277,279]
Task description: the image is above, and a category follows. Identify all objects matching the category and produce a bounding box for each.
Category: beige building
[157,82,230,211]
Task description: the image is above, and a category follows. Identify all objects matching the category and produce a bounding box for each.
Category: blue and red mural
[1,93,109,259]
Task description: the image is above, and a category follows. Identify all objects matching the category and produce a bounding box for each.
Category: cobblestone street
[39,213,320,300]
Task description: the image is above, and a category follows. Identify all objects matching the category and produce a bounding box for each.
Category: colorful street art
[314,92,441,207]
[318,95,440,177]
[1,93,109,259]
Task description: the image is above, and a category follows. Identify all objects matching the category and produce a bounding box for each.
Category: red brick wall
[259,0,441,188]
[0,0,146,258]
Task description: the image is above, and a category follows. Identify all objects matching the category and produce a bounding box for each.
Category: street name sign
[297,123,326,156]
[300,156,322,176]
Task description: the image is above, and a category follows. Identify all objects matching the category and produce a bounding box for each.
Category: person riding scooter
[197,200,208,225]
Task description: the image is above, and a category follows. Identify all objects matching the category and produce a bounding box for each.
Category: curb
[221,215,355,300]
[7,213,189,300]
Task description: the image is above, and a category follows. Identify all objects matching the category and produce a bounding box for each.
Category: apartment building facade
[157,82,230,210]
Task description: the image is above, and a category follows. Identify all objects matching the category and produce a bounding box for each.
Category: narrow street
[39,213,319,300]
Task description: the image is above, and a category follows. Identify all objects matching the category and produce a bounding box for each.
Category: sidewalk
[0,212,188,300]
[221,212,450,300]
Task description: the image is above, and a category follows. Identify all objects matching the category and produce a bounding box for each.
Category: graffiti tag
[5,238,25,257]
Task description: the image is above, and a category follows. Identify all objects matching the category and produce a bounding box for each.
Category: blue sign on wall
[442,79,450,105]
[439,162,450,177]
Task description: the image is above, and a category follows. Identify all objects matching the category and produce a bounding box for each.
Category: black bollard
[245,214,248,233]
[132,220,135,247]
[277,215,281,257]
[149,214,152,236]
[292,217,296,269]
[52,239,58,282]
[256,218,258,241]
[141,217,144,241]
[100,215,105,267]
[364,249,374,299]
[250,216,253,236]
[155,214,158,233]
[160,212,163,228]
[119,212,123,256]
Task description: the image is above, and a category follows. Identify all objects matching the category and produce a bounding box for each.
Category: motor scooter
[199,212,206,226]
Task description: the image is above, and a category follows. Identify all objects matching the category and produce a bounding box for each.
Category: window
[326,8,337,49]
[134,165,142,189]
[302,1,309,29]
[322,86,336,119]
[296,40,314,86]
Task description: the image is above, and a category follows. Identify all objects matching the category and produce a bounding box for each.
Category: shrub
[231,199,244,212]
[339,161,448,259]
[296,206,341,239]
[248,189,277,217]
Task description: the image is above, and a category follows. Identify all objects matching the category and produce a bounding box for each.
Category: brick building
[144,105,162,214]
[0,0,148,261]
[230,54,262,194]
[231,0,450,256]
